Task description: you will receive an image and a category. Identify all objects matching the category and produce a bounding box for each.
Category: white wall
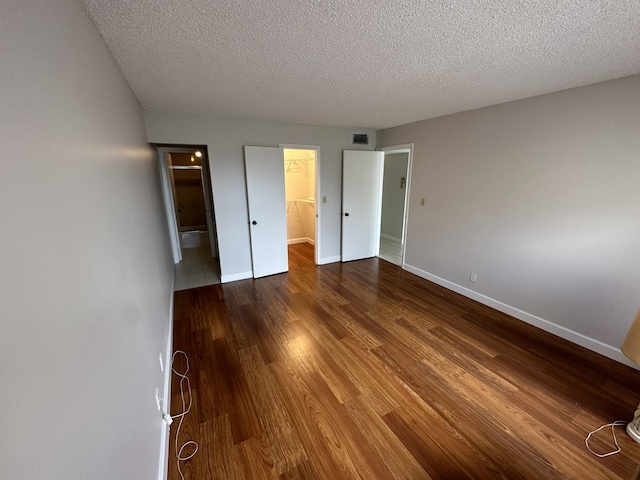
[381,153,409,240]
[377,76,640,366]
[0,1,174,479]
[144,112,375,279]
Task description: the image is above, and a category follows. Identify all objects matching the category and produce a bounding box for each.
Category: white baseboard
[381,233,402,243]
[318,255,341,265]
[221,270,253,283]
[288,237,306,245]
[403,264,638,370]
[158,273,175,480]
[288,237,315,245]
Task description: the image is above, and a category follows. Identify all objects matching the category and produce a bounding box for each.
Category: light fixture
[621,309,640,443]
[190,156,194,162]
[195,151,202,158]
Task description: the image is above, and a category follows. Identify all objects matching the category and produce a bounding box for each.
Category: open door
[245,146,288,278]
[379,144,414,267]
[157,148,182,263]
[341,150,384,262]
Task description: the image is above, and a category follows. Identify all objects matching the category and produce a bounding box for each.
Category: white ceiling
[82,0,640,129]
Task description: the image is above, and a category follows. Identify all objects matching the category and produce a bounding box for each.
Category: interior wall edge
[158,272,175,480]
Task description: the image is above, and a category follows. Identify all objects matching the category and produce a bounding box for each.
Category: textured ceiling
[82,0,640,129]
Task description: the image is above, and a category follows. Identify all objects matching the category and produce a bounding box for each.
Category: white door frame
[200,156,219,258]
[156,146,214,264]
[279,144,321,265]
[378,143,414,267]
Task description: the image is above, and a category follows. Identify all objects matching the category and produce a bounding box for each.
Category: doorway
[283,148,317,268]
[156,145,221,290]
[378,144,413,266]
[244,145,321,278]
[280,145,320,268]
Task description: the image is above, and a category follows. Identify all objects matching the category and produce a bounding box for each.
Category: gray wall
[0,1,174,479]
[377,76,640,365]
[381,153,409,240]
[144,112,376,280]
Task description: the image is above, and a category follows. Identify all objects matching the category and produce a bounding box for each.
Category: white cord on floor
[171,350,198,480]
[585,421,626,457]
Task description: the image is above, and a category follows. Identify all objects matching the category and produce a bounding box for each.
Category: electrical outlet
[420,198,425,206]
[322,196,327,204]
[155,387,161,411]
[470,272,477,283]
[159,353,164,372]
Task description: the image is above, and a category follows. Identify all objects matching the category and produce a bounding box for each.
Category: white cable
[585,421,626,457]
[171,350,198,480]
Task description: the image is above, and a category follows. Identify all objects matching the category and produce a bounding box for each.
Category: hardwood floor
[169,244,640,479]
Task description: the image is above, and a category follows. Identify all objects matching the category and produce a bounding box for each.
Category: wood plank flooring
[169,243,640,479]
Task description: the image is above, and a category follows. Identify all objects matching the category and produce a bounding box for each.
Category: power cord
[170,350,198,480]
[585,421,626,457]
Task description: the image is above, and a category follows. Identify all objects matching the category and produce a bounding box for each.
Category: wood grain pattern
[169,244,640,479]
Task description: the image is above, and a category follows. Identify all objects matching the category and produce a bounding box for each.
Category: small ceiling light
[195,151,202,158]
[190,156,195,162]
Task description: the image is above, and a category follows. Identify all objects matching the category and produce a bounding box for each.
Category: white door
[342,150,384,262]
[245,146,288,278]
[156,148,182,263]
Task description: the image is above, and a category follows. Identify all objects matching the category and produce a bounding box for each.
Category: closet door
[342,150,384,262]
[244,146,288,278]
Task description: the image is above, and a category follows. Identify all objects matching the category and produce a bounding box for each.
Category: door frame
[155,145,215,264]
[200,156,219,258]
[279,144,321,265]
[378,143,414,267]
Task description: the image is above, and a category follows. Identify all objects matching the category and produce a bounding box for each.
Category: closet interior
[283,149,316,263]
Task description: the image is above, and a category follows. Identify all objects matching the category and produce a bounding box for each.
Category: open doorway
[282,146,320,268]
[156,145,221,290]
[378,144,413,266]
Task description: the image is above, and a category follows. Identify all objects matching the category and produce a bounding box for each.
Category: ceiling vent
[352,133,369,145]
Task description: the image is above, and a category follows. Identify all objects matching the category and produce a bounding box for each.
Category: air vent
[352,133,369,145]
